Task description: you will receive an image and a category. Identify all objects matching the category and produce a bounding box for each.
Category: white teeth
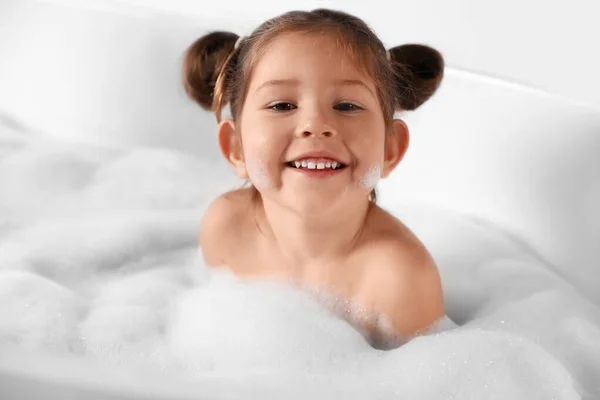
[289,158,343,170]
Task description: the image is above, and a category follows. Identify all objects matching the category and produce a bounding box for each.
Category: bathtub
[1,0,599,399]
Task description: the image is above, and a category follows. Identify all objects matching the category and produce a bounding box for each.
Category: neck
[256,195,372,264]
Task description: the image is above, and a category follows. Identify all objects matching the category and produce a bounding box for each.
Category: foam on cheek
[358,163,381,190]
[246,158,274,189]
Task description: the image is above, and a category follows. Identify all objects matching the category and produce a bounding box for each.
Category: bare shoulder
[199,188,255,266]
[361,205,445,339]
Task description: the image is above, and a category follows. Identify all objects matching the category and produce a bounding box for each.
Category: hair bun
[182,31,239,110]
[388,44,444,111]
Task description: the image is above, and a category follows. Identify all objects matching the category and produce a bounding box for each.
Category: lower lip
[286,166,346,178]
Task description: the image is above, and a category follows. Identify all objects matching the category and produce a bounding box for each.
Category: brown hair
[182,8,444,201]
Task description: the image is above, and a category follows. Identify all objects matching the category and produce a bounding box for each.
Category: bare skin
[199,32,445,348]
[201,188,444,348]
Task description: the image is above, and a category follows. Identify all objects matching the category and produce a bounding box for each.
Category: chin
[283,193,342,216]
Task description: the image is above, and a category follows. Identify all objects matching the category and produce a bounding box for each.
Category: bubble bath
[357,163,382,190]
[0,124,598,399]
[245,158,274,189]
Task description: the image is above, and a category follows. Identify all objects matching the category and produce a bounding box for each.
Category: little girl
[183,8,445,349]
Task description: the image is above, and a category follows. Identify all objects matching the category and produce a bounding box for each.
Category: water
[0,123,599,399]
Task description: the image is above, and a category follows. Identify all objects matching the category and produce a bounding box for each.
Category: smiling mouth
[285,158,347,170]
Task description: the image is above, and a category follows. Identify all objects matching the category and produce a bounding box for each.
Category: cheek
[343,116,385,147]
[246,133,288,166]
[343,120,385,190]
[357,163,382,189]
[347,127,386,163]
[245,158,275,189]
[240,128,288,190]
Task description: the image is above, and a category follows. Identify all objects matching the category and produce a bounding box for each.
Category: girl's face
[220,32,408,214]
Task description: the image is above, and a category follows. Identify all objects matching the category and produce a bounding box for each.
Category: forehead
[247,32,376,91]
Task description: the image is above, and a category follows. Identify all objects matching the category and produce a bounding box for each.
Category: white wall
[26,0,600,107]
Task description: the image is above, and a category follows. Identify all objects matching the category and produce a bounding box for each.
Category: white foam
[0,129,598,399]
[245,158,274,189]
[357,162,381,190]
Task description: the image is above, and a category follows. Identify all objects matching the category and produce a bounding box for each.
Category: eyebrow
[336,79,376,97]
[254,78,375,97]
[255,79,300,93]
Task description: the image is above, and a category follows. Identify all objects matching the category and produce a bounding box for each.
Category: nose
[296,108,336,139]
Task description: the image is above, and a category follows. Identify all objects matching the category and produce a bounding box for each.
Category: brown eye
[334,102,362,112]
[269,102,297,111]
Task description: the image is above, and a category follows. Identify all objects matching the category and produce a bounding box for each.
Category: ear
[382,119,410,178]
[217,119,248,179]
